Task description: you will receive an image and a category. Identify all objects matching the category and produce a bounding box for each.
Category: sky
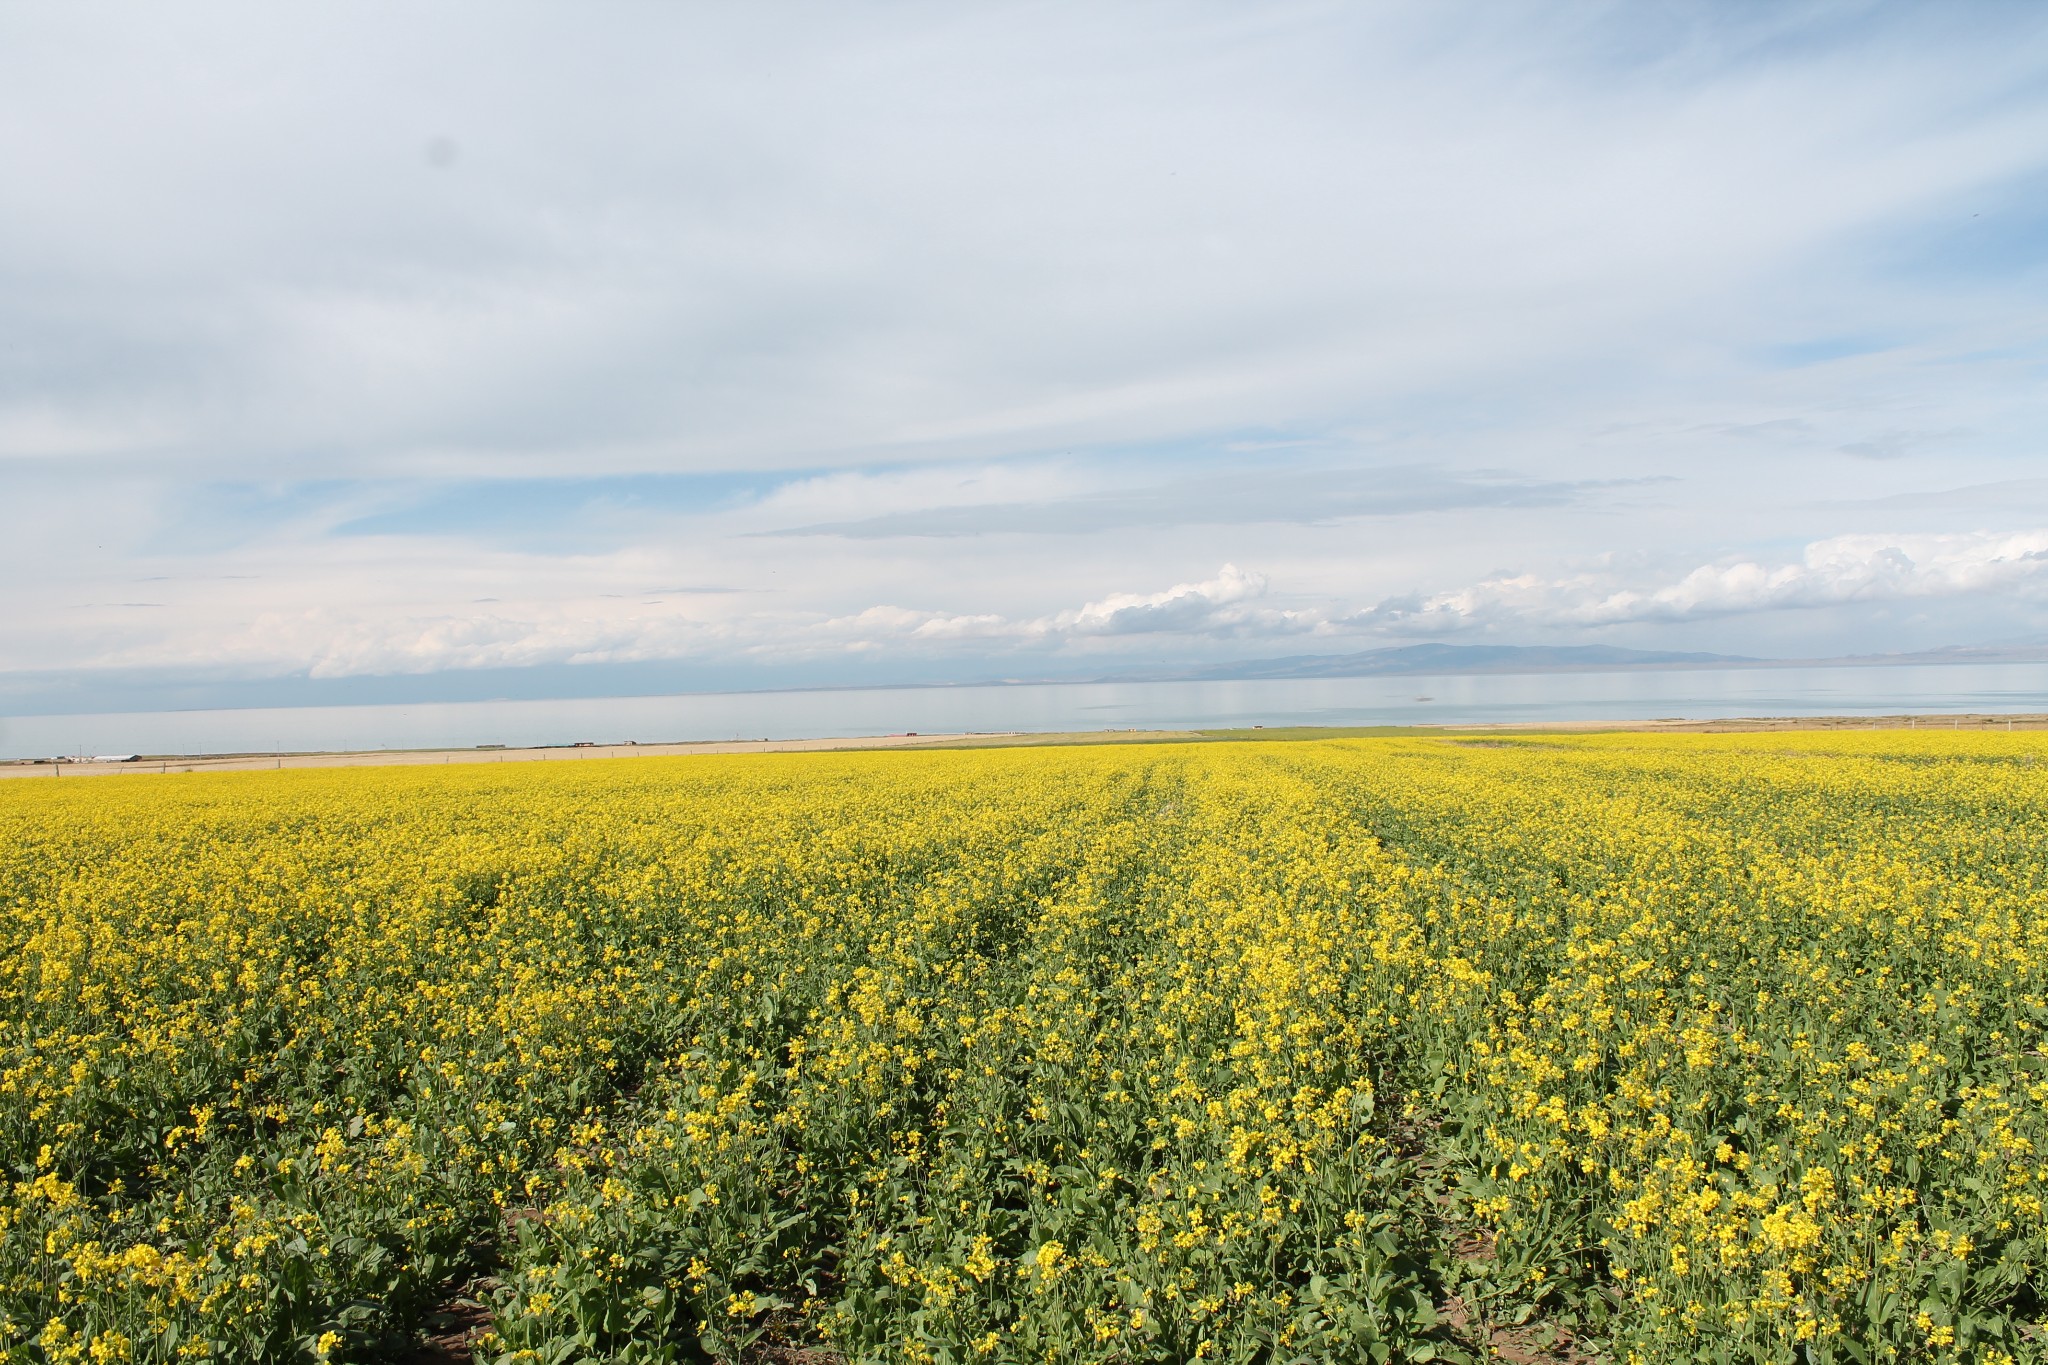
[5,1,2048,713]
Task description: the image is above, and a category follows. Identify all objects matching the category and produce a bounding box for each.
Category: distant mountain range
[1093,640,2048,684]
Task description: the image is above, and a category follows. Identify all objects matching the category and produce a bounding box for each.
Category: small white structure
[91,754,139,763]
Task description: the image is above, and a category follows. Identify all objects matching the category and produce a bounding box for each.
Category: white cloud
[0,405,173,459]
[5,4,2048,479]
[187,530,2048,678]
[817,564,1302,656]
[6,4,2048,706]
[1048,564,1278,636]
[1357,531,2048,634]
[97,564,1305,679]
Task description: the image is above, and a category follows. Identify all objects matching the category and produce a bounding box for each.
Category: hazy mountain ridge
[1096,640,2048,684]
[1107,643,1757,682]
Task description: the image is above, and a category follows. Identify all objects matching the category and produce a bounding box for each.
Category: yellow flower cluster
[1371,731,2048,1362]
[0,730,2042,1362]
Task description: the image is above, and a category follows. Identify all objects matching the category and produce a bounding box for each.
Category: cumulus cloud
[98,564,1302,680]
[1355,531,2048,634]
[818,565,1305,655]
[1049,564,1275,635]
[223,532,2048,678]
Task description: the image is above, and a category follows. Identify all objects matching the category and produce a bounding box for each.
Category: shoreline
[0,730,1033,779]
[3,712,2046,779]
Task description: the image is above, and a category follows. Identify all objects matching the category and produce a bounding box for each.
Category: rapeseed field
[1,732,2043,1363]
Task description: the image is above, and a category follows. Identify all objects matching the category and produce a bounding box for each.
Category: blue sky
[4,1,2048,710]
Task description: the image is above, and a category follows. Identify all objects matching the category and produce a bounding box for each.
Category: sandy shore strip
[4,713,2045,780]
[0,730,1041,779]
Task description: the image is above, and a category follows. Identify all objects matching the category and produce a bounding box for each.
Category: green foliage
[2,732,2045,1362]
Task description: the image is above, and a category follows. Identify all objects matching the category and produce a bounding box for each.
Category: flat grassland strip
[2,732,2043,1363]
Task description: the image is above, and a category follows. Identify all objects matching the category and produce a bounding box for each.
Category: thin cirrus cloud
[4,1,2044,486]
[1820,479,2048,512]
[2,2,2048,709]
[764,467,1643,539]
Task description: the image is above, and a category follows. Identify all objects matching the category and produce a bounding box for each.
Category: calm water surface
[4,662,2047,760]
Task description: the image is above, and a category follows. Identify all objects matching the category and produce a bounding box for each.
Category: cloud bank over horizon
[5,2,2048,708]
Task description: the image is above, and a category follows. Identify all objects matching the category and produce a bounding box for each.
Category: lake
[4,661,2047,760]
